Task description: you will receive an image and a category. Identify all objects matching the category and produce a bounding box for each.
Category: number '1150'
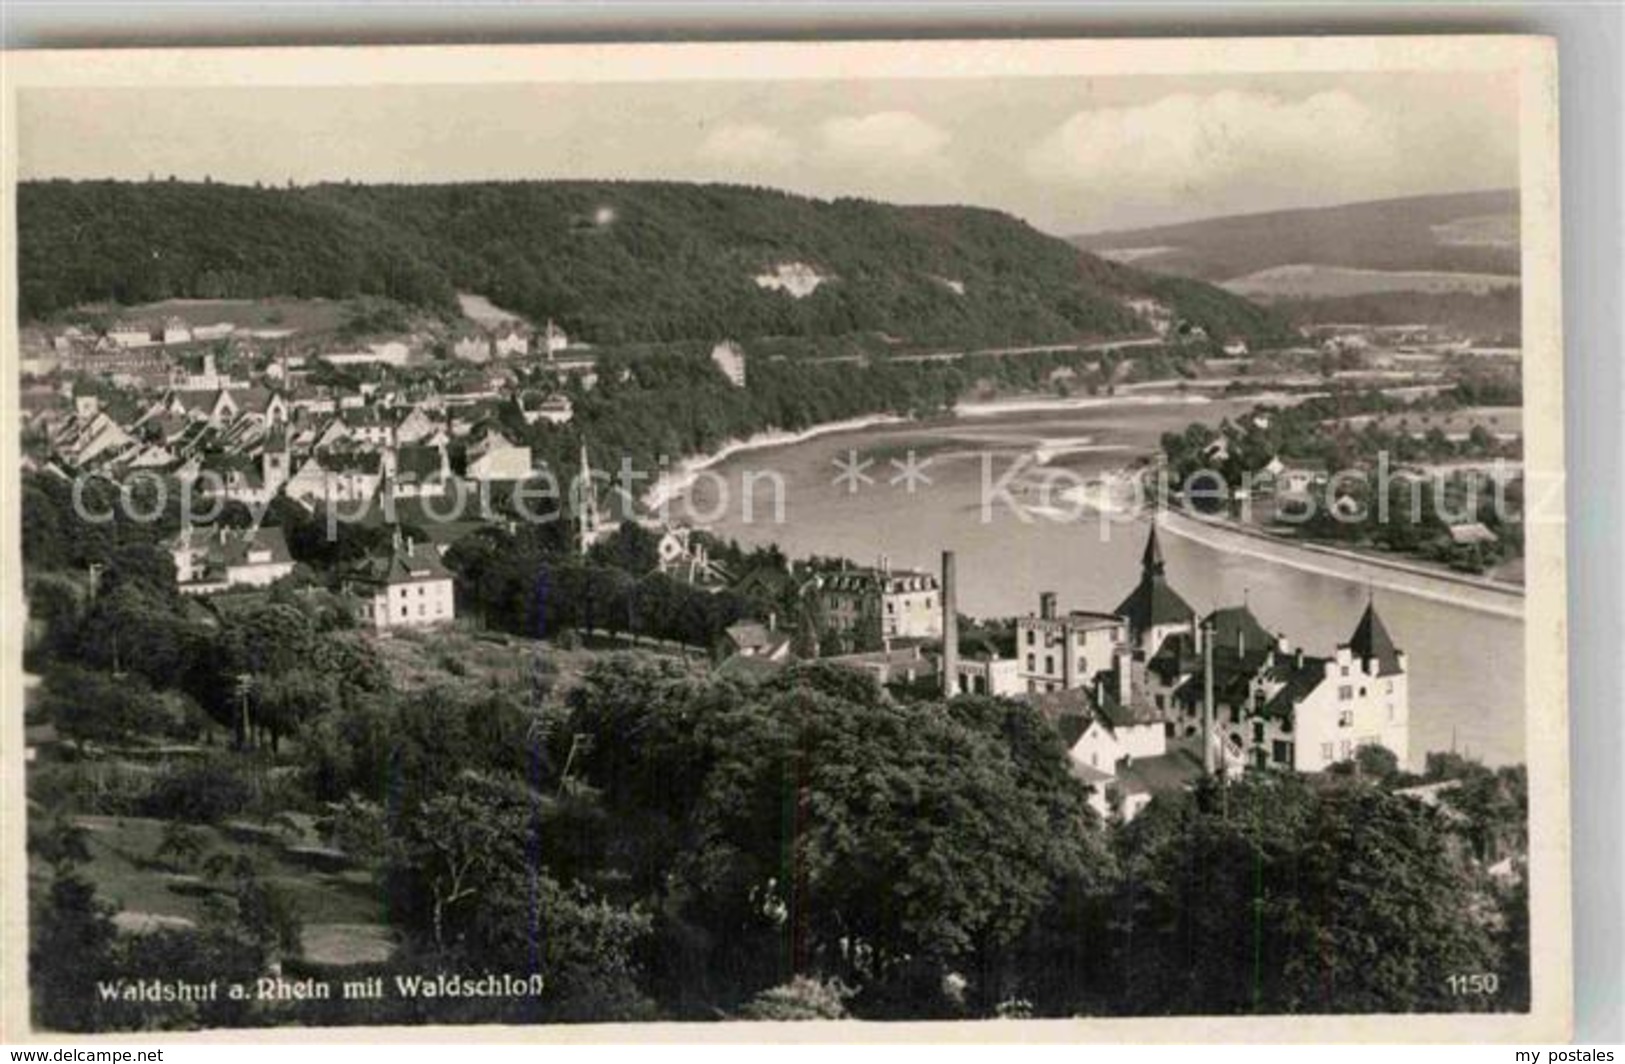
[1447,973,1500,995]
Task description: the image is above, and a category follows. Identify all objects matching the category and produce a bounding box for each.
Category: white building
[464,429,532,482]
[812,560,941,641]
[285,452,384,506]
[526,394,574,426]
[493,325,530,358]
[161,318,193,345]
[542,320,569,358]
[1243,602,1409,773]
[107,322,158,349]
[1069,701,1167,775]
[347,535,456,631]
[1016,592,1129,695]
[950,655,1023,697]
[170,525,297,595]
[452,332,493,363]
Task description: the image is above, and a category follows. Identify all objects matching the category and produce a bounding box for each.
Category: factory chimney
[1202,616,1217,775]
[941,550,959,698]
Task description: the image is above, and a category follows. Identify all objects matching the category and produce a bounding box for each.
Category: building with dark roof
[1113,525,1196,655]
[345,533,456,631]
[1237,599,1409,774]
[810,558,942,641]
[169,525,296,595]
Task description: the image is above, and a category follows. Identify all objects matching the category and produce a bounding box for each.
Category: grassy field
[39,813,395,966]
[1334,405,1523,440]
[1222,264,1520,301]
[70,297,354,334]
[367,624,667,700]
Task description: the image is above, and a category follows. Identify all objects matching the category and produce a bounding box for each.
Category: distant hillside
[1071,190,1520,281]
[18,179,1293,348]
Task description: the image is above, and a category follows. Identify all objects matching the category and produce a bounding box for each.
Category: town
[22,301,1422,820]
[18,213,1530,1030]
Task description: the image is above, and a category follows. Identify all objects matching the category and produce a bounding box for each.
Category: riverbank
[642,389,1233,510]
[641,413,905,510]
[953,391,1212,418]
[1157,507,1525,620]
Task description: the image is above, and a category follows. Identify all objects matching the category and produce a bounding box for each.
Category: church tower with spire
[576,443,603,556]
[1114,523,1196,657]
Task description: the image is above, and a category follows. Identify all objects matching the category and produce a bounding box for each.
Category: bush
[152,821,211,873]
[28,760,158,817]
[139,758,255,824]
[739,976,853,1021]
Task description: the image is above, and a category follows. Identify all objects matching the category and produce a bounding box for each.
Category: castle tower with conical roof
[1348,597,1406,678]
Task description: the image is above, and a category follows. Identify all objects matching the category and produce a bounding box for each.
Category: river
[676,394,1526,769]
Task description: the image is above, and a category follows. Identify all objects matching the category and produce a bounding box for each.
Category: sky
[16,71,1520,234]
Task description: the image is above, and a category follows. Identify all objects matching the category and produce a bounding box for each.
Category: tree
[790,603,822,660]
[153,821,211,873]
[254,667,334,753]
[607,662,1109,1016]
[28,820,119,1032]
[1110,774,1502,1016]
[385,770,655,1021]
[390,772,541,950]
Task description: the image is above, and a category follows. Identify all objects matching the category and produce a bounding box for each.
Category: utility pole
[940,551,958,698]
[557,732,595,798]
[234,673,255,752]
[1202,617,1217,777]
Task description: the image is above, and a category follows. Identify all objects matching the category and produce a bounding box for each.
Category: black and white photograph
[0,37,1570,1041]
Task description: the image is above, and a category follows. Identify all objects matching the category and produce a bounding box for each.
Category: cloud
[1026,90,1405,219]
[697,122,800,170]
[817,111,950,166]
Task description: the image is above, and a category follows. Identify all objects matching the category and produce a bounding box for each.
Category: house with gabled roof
[493,324,531,358]
[387,443,452,500]
[516,391,573,426]
[394,405,442,446]
[1026,685,1213,822]
[345,531,455,631]
[810,558,941,641]
[719,618,795,663]
[169,525,296,595]
[107,321,159,349]
[285,450,383,506]
[196,453,273,506]
[655,526,733,592]
[161,317,193,345]
[44,407,136,470]
[340,405,393,447]
[1239,599,1409,774]
[462,427,532,482]
[451,328,493,363]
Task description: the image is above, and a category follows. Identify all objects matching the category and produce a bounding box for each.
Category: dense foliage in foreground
[28,610,1530,1027]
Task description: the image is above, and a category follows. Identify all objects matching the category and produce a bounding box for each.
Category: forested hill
[1071,189,1520,280]
[18,179,1292,347]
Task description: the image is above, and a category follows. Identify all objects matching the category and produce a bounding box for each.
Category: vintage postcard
[0,37,1568,1042]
